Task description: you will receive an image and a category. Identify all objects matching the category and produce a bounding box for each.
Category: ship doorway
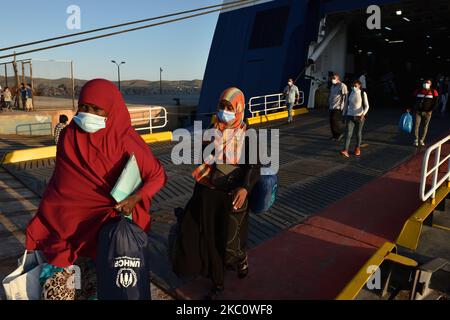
[309,0,450,110]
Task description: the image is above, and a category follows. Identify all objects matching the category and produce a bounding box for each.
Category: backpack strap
[361,89,368,111]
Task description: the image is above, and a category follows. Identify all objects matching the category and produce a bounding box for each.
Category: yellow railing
[336,242,418,300]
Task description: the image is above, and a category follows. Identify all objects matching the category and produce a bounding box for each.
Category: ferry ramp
[0,109,449,299]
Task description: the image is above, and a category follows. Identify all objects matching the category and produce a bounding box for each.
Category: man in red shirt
[412,79,439,147]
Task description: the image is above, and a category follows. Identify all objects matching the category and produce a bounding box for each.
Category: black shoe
[237,255,249,279]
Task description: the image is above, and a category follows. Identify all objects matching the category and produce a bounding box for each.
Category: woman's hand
[232,188,248,211]
[115,193,142,216]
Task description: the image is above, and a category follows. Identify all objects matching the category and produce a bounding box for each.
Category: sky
[0,0,221,81]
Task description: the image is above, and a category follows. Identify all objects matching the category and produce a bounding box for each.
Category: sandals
[237,255,249,279]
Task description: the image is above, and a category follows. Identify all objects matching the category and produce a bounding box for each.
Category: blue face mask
[73,112,107,133]
[217,109,236,123]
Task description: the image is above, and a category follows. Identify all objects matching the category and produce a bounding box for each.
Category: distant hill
[0,76,202,97]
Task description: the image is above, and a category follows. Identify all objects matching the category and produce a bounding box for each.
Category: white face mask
[73,112,107,133]
[423,83,431,90]
[217,109,236,123]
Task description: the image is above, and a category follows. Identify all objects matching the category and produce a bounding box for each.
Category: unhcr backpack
[399,112,413,133]
[96,216,151,300]
[250,167,278,214]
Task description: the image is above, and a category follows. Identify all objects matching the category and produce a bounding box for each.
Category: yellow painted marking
[432,224,450,232]
[247,108,309,125]
[385,252,418,267]
[1,146,56,164]
[338,171,448,300]
[396,184,450,250]
[140,131,173,143]
[1,131,173,164]
[336,242,396,300]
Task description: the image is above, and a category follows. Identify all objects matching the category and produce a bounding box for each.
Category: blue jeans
[287,102,294,122]
[344,116,365,151]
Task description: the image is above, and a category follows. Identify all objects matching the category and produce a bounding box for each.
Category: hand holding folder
[110,153,142,203]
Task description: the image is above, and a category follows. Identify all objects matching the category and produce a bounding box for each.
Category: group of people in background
[0,85,13,111]
[326,71,446,155]
[281,73,371,158]
[327,72,369,158]
[0,83,34,112]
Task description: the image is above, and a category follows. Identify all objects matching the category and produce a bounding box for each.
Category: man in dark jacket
[412,79,439,147]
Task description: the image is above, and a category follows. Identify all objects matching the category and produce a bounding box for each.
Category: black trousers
[173,183,248,286]
[330,109,343,139]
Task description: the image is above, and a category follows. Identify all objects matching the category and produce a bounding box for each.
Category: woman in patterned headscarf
[172,87,260,299]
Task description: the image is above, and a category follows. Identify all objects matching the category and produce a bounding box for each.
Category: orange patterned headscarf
[214,87,246,131]
[192,87,247,185]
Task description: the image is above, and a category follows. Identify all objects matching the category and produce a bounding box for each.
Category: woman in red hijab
[26,79,166,299]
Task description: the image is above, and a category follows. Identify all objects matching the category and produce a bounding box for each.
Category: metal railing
[15,122,52,136]
[129,106,168,134]
[248,91,305,116]
[420,134,450,202]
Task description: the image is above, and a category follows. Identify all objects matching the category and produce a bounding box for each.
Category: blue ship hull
[197,0,401,121]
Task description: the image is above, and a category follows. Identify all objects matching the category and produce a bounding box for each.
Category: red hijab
[26,79,166,267]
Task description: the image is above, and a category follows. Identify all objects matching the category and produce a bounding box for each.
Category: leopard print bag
[41,258,97,300]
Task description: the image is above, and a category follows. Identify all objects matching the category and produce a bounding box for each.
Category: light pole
[111,60,125,91]
[160,67,163,95]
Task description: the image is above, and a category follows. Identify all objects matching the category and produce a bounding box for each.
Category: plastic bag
[250,167,278,214]
[2,250,46,300]
[96,216,151,300]
[399,112,413,133]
